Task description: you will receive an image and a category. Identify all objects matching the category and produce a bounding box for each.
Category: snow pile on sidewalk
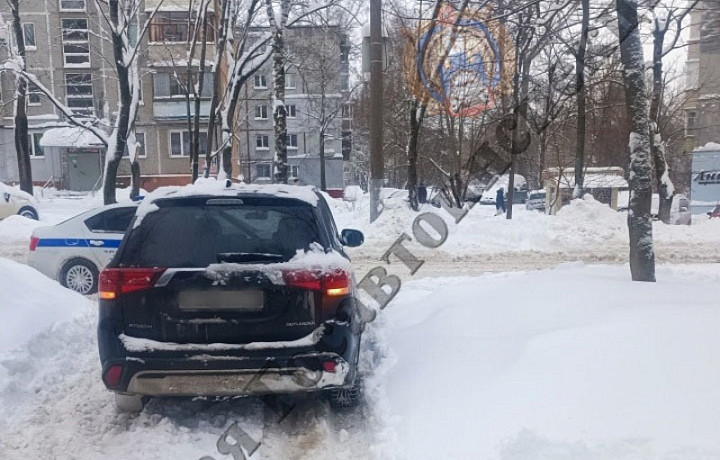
[329,193,720,258]
[370,263,720,459]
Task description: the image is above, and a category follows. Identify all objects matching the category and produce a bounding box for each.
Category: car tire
[325,379,362,409]
[17,206,39,220]
[60,258,98,295]
[115,393,145,413]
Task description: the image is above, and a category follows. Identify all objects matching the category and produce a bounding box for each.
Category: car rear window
[119,200,324,267]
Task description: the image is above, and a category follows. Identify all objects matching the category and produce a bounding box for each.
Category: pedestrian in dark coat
[496,187,506,213]
[417,183,428,204]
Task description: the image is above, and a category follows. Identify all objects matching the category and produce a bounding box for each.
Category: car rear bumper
[122,358,350,396]
[99,323,360,396]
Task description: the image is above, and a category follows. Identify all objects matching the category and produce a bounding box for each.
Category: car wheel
[17,206,39,220]
[325,379,362,409]
[115,393,145,413]
[61,258,98,295]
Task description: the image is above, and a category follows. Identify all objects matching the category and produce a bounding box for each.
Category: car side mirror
[340,229,364,247]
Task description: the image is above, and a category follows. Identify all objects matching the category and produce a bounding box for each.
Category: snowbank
[371,264,720,459]
[0,257,92,355]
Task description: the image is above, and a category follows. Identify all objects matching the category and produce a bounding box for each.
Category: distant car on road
[28,203,138,294]
[616,193,692,225]
[526,190,547,212]
[0,182,39,220]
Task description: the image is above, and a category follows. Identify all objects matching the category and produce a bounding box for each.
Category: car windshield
[119,202,323,267]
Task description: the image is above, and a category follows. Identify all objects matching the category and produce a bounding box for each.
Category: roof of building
[555,173,628,189]
[39,127,104,148]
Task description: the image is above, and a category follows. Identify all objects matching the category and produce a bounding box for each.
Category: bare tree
[4,0,161,203]
[7,0,32,194]
[648,0,698,222]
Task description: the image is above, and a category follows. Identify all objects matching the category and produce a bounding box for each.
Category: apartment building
[0,0,215,190]
[237,26,352,191]
[684,1,720,150]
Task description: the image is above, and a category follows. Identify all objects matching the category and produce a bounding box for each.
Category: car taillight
[29,236,39,252]
[99,268,166,300]
[103,364,123,387]
[283,269,351,297]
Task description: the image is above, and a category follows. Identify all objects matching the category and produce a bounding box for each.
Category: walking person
[496,187,506,215]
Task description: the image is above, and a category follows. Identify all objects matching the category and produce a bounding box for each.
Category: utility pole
[369,0,384,222]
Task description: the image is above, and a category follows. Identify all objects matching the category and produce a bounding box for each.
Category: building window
[686,111,697,130]
[340,72,349,91]
[254,74,267,89]
[28,133,44,157]
[290,165,299,177]
[256,163,271,178]
[28,83,42,105]
[149,12,215,43]
[170,131,208,157]
[255,134,269,150]
[62,18,90,67]
[60,0,85,11]
[65,73,94,116]
[286,133,298,149]
[22,23,36,49]
[285,74,296,89]
[255,105,269,120]
[342,103,352,119]
[286,104,297,118]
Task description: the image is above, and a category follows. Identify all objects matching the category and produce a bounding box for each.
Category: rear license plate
[178,289,264,311]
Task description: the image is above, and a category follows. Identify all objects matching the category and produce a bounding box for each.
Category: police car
[28,203,138,294]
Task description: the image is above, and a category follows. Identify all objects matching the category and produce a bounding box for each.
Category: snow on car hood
[0,182,36,204]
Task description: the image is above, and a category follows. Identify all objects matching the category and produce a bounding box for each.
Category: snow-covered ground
[2,188,720,459]
[2,259,720,459]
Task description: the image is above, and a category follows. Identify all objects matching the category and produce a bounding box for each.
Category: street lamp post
[369,0,384,222]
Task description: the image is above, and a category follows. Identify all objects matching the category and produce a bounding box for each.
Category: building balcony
[153,99,211,119]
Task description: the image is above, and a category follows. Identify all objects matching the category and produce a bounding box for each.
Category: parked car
[526,190,547,212]
[0,182,39,220]
[28,203,138,294]
[97,184,366,413]
[617,193,692,225]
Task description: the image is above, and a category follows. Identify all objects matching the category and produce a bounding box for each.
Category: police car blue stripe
[36,238,122,248]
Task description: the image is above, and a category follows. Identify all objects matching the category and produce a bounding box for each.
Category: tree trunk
[407,101,426,212]
[319,131,327,191]
[10,0,33,195]
[130,160,141,200]
[204,0,230,178]
[616,0,655,282]
[103,0,133,205]
[574,0,589,199]
[650,26,673,223]
[267,0,289,184]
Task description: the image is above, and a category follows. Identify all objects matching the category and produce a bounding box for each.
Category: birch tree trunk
[616,0,655,282]
[10,0,33,195]
[266,0,290,184]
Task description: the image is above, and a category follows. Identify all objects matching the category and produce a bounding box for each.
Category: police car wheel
[61,258,98,295]
[18,206,39,220]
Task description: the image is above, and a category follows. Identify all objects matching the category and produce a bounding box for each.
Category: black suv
[97,185,365,412]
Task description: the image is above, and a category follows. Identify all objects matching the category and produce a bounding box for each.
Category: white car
[28,203,138,294]
[0,182,39,220]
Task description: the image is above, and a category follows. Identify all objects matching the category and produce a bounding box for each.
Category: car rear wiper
[216,252,285,264]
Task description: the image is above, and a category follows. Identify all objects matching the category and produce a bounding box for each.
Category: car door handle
[89,240,105,246]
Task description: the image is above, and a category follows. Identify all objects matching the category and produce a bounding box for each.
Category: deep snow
[2,188,720,459]
[2,258,720,459]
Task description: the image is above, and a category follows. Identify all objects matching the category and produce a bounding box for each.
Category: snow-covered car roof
[134,179,321,228]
